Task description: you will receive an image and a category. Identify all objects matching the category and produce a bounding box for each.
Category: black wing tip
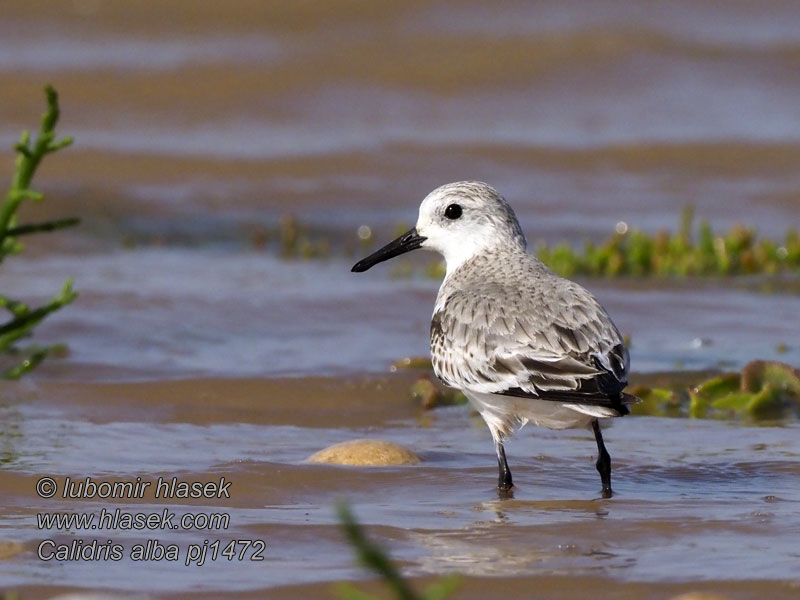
[599,392,641,417]
[500,387,641,416]
[619,392,642,405]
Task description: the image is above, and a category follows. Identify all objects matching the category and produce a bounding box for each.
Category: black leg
[495,441,513,491]
[592,419,612,498]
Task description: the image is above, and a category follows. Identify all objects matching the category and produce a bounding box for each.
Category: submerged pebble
[409,375,468,409]
[308,439,420,466]
[0,539,24,560]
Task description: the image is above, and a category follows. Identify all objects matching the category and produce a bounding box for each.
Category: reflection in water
[1,381,798,592]
[0,405,23,468]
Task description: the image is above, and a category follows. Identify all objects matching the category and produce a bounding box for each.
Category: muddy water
[3,251,799,381]
[1,0,799,598]
[2,377,799,599]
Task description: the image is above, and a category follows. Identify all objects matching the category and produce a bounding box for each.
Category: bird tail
[620,391,642,406]
[567,391,641,419]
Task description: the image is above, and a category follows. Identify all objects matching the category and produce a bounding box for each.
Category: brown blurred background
[0,0,798,376]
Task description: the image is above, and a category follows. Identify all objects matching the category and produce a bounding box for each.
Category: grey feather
[431,247,630,413]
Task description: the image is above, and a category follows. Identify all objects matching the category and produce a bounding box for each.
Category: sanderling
[352,181,636,497]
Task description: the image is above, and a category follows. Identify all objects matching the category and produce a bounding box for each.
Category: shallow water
[2,250,799,381]
[1,377,799,598]
[1,0,799,598]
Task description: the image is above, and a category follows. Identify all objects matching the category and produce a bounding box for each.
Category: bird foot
[497,485,514,500]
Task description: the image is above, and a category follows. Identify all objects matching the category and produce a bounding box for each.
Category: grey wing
[430,283,630,407]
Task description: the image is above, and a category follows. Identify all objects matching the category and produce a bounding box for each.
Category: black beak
[351,228,427,272]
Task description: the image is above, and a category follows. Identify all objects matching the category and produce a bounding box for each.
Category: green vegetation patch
[1,86,78,379]
[632,360,800,422]
[415,207,800,280]
[538,207,799,278]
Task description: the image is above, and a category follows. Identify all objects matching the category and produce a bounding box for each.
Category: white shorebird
[352,181,636,497]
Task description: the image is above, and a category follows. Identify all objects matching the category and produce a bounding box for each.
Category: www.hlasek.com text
[38,507,230,531]
[34,475,263,566]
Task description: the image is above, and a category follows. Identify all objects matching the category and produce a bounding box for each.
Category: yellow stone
[308,439,420,466]
[0,540,24,560]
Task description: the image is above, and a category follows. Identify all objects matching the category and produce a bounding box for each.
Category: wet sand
[2,375,799,598]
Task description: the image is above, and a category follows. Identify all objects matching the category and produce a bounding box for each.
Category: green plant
[534,209,800,278]
[412,208,800,280]
[0,85,78,379]
[630,361,800,422]
[335,503,459,600]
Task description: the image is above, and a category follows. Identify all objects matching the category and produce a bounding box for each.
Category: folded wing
[430,281,632,413]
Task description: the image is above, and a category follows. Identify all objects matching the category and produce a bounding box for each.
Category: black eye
[444,204,462,220]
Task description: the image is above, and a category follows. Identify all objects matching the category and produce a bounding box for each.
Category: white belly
[464,390,599,442]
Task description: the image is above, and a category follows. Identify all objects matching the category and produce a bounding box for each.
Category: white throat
[430,236,524,283]
[441,243,480,280]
